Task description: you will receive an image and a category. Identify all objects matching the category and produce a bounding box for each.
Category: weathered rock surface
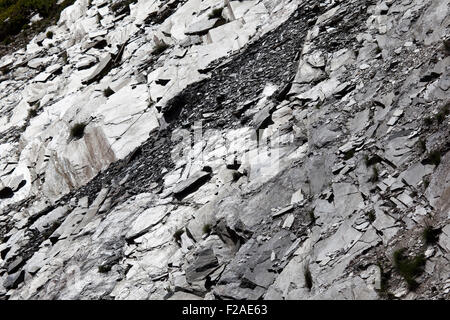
[0,0,448,300]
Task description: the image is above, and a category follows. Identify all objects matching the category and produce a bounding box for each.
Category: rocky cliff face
[0,0,449,300]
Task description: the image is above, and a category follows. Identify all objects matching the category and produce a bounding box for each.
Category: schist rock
[172,170,212,200]
[0,0,448,301]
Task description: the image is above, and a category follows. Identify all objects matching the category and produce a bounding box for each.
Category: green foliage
[231,170,242,182]
[46,30,53,38]
[343,149,355,160]
[0,0,75,42]
[98,264,111,273]
[366,210,376,223]
[314,100,322,109]
[61,50,68,64]
[422,225,441,245]
[418,139,426,153]
[304,265,313,290]
[308,209,316,225]
[202,223,211,235]
[435,103,449,124]
[423,116,432,126]
[365,154,382,167]
[423,103,449,126]
[110,0,136,14]
[208,7,223,19]
[152,42,169,55]
[363,154,369,166]
[426,150,441,166]
[0,0,18,10]
[70,122,86,140]
[1,35,12,45]
[27,108,37,119]
[173,229,184,243]
[393,248,426,291]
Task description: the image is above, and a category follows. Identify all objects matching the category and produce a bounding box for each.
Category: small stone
[282,214,295,229]
[359,63,370,70]
[397,192,414,207]
[425,247,435,258]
